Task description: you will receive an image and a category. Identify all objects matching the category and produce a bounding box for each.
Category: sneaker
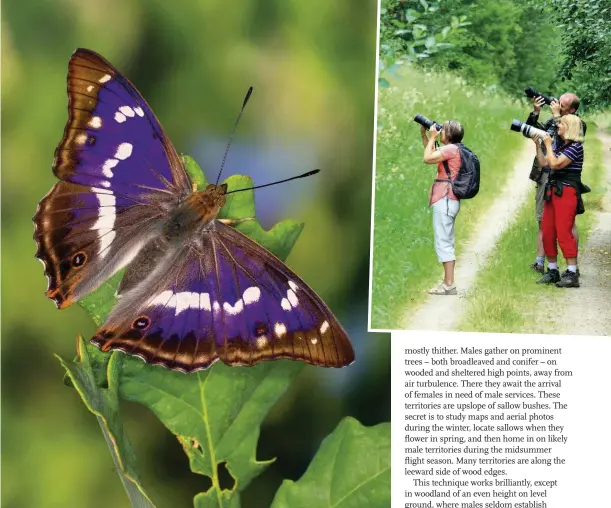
[530,262,544,273]
[556,270,580,288]
[428,282,457,295]
[576,267,580,277]
[536,268,560,284]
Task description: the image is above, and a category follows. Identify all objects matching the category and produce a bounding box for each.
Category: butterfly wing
[34,48,190,308]
[90,221,355,371]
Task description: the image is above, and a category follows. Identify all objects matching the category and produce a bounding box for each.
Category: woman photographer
[530,114,584,288]
[420,120,464,295]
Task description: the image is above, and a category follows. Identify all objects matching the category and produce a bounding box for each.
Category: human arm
[423,125,444,164]
[420,125,429,148]
[526,96,547,128]
[542,136,574,170]
[530,134,547,167]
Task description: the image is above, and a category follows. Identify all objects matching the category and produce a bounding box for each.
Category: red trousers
[542,185,578,258]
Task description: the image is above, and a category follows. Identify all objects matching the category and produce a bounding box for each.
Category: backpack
[442,143,480,199]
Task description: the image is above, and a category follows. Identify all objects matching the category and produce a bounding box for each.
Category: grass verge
[457,125,606,333]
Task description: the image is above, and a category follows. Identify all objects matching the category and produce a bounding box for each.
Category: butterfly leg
[218,217,256,226]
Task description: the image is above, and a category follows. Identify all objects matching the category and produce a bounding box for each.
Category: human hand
[429,125,441,138]
[541,132,552,144]
[420,125,427,136]
[532,96,545,113]
[530,132,540,144]
[550,99,561,117]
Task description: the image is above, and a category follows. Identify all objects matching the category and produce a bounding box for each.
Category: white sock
[548,262,558,270]
[536,256,544,265]
[567,265,577,273]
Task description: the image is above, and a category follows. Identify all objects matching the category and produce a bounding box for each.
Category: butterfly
[34,48,355,373]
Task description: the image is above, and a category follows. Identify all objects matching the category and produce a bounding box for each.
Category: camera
[524,87,556,106]
[414,114,443,131]
[510,119,549,140]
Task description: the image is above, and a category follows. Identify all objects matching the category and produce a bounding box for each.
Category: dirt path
[547,130,611,336]
[400,139,535,330]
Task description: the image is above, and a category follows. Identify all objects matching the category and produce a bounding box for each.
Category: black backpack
[442,143,480,199]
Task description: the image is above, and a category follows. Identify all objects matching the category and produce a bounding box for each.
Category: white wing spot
[274,323,287,338]
[175,292,200,315]
[281,298,291,311]
[86,85,94,92]
[100,180,111,188]
[320,320,330,334]
[91,193,116,237]
[243,287,261,305]
[256,336,268,349]
[99,74,112,83]
[119,106,135,117]
[287,289,299,307]
[288,280,299,292]
[114,143,133,160]
[223,300,244,315]
[213,301,221,312]
[134,106,145,117]
[102,158,118,178]
[114,112,127,123]
[200,293,212,311]
[311,337,318,344]
[75,134,87,145]
[88,116,102,128]
[150,290,174,306]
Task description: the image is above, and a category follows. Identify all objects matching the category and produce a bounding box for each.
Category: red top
[429,144,461,206]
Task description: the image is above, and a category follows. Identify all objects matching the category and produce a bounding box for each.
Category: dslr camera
[414,114,442,131]
[524,87,557,106]
[510,119,549,140]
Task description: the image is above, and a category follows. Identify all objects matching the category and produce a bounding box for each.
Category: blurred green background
[1,1,389,507]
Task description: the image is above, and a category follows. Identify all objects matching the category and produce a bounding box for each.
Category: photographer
[420,120,464,296]
[530,114,584,288]
[526,92,586,274]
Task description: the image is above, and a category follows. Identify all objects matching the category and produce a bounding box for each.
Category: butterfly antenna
[225,169,320,194]
[215,86,253,186]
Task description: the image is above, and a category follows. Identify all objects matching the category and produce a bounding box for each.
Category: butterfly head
[187,183,228,222]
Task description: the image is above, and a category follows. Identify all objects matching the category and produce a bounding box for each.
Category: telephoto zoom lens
[414,114,442,131]
[510,119,548,140]
[524,87,556,106]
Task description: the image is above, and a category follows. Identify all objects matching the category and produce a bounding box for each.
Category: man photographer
[526,92,586,274]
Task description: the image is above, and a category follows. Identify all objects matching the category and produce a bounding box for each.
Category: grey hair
[443,120,464,143]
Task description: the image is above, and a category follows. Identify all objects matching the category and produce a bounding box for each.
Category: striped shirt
[554,142,583,173]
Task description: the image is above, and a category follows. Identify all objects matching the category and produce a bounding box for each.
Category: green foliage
[59,338,156,508]
[379,0,469,86]
[543,0,611,110]
[371,66,524,328]
[271,418,391,508]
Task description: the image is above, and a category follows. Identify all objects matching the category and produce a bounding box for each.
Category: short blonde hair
[559,114,584,143]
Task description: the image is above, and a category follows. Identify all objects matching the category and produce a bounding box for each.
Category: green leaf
[57,337,156,508]
[270,418,391,508]
[378,77,391,88]
[72,155,307,507]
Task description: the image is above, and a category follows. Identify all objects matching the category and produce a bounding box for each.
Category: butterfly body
[34,48,355,372]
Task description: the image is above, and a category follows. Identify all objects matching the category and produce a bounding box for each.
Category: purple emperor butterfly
[34,48,355,372]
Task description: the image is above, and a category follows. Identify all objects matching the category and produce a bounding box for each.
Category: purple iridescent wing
[34,48,190,308]
[91,221,354,371]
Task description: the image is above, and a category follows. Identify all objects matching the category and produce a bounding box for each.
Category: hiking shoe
[428,282,457,295]
[530,262,544,273]
[576,268,580,277]
[536,268,560,284]
[556,270,580,288]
